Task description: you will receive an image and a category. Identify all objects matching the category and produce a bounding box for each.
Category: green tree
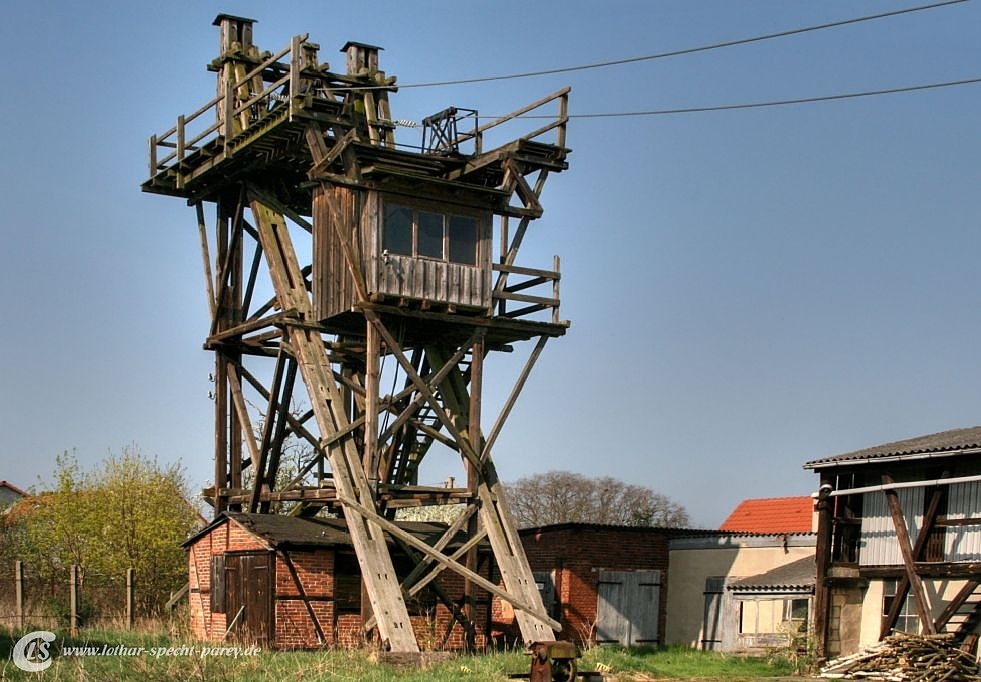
[10,446,201,614]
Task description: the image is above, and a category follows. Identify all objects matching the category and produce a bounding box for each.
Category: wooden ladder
[250,199,419,653]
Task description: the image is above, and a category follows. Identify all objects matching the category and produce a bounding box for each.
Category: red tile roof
[720,496,813,533]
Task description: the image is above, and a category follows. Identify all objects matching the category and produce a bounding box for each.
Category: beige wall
[852,577,977,651]
[665,536,815,648]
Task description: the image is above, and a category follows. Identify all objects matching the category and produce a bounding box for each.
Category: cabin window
[448,216,478,265]
[382,204,413,256]
[382,203,480,265]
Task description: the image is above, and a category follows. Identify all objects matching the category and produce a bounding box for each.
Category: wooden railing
[147,34,312,181]
[451,87,570,156]
[492,257,562,323]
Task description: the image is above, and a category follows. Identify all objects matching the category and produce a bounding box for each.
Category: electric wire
[339,0,969,91]
[480,75,981,120]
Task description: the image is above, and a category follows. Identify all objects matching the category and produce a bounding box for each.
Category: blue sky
[2,0,980,527]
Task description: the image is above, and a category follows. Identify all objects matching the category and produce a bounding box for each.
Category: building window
[334,552,362,615]
[882,579,918,633]
[786,598,809,637]
[382,203,479,266]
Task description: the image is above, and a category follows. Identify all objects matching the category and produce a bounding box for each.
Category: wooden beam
[883,473,936,634]
[813,477,833,661]
[482,335,548,462]
[881,473,948,638]
[196,201,217,318]
[935,579,980,632]
[367,313,481,471]
[226,362,263,473]
[249,349,287,512]
[338,494,560,631]
[280,550,327,643]
[377,336,477,451]
[249,198,418,652]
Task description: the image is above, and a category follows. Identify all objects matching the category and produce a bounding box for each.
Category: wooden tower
[143,15,571,652]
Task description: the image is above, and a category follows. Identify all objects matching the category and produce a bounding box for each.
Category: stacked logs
[820,633,981,681]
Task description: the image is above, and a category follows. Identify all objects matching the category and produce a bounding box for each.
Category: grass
[0,626,804,681]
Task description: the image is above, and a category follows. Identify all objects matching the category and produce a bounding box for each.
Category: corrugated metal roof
[802,426,981,470]
[720,496,813,534]
[729,556,816,591]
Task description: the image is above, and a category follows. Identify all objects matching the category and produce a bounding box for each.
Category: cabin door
[225,552,273,647]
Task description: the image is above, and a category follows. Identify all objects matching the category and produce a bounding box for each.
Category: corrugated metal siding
[945,481,981,561]
[859,488,923,566]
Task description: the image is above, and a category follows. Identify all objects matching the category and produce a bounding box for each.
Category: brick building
[492,523,692,647]
[183,512,493,650]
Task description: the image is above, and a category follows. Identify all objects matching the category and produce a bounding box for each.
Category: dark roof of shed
[517,522,709,537]
[183,511,483,551]
[803,426,981,470]
[730,556,816,591]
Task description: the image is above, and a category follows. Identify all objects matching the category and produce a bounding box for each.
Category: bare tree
[505,470,690,529]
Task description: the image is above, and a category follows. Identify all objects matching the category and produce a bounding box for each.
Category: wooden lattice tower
[143,15,571,652]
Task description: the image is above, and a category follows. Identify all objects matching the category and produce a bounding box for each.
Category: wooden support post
[69,564,78,635]
[365,322,380,480]
[883,474,936,634]
[15,559,24,629]
[813,476,833,661]
[126,568,135,629]
[250,199,418,652]
[464,335,484,651]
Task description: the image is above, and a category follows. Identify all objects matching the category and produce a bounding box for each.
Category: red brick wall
[187,518,493,651]
[492,526,672,646]
[186,521,268,642]
[275,550,334,649]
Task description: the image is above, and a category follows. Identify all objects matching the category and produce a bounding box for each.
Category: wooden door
[595,570,661,645]
[225,552,274,648]
[702,577,725,651]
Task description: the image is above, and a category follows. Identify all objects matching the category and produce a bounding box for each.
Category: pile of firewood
[820,632,981,681]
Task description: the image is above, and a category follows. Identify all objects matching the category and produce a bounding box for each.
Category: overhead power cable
[351,0,969,91]
[551,76,981,119]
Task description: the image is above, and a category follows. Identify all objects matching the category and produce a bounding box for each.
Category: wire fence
[0,561,138,631]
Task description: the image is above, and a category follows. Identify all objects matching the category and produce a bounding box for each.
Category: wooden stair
[936,579,981,654]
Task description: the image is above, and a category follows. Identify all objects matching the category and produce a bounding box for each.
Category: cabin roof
[803,426,981,470]
[719,496,813,534]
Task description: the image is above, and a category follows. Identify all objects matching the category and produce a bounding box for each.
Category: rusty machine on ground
[143,15,574,659]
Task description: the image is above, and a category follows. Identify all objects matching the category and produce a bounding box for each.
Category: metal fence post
[69,564,78,635]
[15,560,24,629]
[126,568,135,628]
